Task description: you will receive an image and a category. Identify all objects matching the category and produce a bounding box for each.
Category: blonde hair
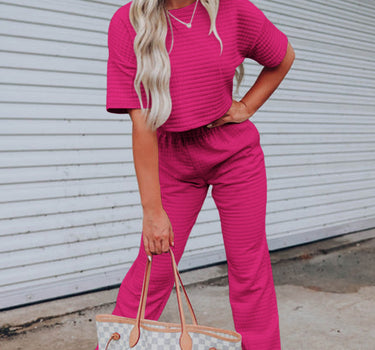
[129,0,244,130]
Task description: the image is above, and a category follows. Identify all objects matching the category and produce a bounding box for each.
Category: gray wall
[0,0,374,309]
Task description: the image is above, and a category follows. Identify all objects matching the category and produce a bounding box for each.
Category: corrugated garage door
[0,0,374,309]
[250,0,375,249]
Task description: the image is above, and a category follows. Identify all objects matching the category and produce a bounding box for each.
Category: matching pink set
[103,0,289,349]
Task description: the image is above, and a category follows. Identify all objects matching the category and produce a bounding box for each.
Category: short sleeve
[106,8,145,113]
[245,3,289,67]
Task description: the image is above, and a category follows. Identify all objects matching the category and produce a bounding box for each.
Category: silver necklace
[166,0,199,29]
[165,9,175,54]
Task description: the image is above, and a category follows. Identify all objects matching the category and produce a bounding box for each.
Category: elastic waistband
[157,123,215,141]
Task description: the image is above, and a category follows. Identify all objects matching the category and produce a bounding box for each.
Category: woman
[101,0,295,349]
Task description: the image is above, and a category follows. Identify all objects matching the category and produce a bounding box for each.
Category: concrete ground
[1,228,375,350]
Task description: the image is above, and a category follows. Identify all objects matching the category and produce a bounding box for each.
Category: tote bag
[96,248,242,350]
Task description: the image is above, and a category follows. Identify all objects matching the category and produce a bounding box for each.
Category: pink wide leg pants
[95,120,280,350]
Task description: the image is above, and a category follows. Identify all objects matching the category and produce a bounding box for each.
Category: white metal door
[0,0,374,309]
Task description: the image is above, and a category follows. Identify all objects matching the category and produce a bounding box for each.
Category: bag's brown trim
[96,249,241,348]
[129,250,196,349]
[104,332,120,350]
[169,249,193,350]
[96,315,242,343]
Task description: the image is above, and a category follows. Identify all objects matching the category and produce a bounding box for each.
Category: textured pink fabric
[96,2,286,349]
[94,121,280,350]
[106,0,288,131]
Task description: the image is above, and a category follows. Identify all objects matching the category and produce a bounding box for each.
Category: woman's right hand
[142,206,174,258]
[128,108,173,259]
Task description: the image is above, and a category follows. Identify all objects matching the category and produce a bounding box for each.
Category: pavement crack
[0,302,115,339]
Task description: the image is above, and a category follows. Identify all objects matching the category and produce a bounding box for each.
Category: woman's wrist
[142,201,164,215]
[239,99,256,118]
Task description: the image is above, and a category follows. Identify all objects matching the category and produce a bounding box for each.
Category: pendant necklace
[166,0,199,29]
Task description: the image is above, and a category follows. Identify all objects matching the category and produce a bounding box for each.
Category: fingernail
[147,255,152,262]
[206,123,213,128]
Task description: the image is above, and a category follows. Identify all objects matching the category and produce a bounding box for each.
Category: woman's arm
[207,41,295,128]
[240,41,295,116]
[129,109,174,258]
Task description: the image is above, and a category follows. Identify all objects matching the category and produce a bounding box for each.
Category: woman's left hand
[206,99,254,128]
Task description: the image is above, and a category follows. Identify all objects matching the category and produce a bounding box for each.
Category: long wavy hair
[129,0,244,130]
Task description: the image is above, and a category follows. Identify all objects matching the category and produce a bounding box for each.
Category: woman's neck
[164,0,197,10]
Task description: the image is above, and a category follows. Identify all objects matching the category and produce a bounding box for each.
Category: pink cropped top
[106,0,288,132]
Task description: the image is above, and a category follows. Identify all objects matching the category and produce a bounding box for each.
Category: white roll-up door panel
[0,0,374,308]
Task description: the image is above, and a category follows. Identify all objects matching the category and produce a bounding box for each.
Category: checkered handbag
[96,249,242,350]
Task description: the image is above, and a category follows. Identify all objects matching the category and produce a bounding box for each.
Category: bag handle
[140,252,198,324]
[129,249,197,350]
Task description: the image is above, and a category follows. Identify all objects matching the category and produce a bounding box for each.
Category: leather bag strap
[129,249,197,350]
[139,252,198,325]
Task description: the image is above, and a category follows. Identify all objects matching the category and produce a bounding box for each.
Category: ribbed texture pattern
[106,0,288,131]
[110,120,280,350]
[4,0,373,310]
